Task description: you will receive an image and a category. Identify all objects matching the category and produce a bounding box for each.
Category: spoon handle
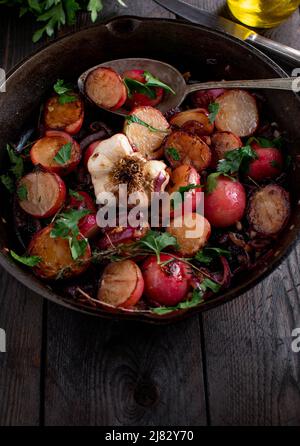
[186,77,298,94]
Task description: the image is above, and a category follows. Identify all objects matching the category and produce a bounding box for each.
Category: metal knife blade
[154,0,300,66]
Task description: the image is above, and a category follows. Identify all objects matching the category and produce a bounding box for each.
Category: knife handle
[186,77,298,94]
[248,33,300,66]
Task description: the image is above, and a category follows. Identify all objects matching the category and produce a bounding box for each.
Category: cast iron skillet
[0,16,300,323]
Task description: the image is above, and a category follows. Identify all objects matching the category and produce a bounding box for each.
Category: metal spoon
[78,57,298,116]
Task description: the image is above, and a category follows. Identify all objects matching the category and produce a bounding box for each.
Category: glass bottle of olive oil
[227,0,300,28]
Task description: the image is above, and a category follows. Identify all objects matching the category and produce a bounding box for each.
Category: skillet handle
[248,33,300,66]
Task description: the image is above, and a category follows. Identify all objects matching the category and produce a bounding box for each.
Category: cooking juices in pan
[2,66,291,315]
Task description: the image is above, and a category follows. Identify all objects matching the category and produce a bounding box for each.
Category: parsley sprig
[10,250,41,267]
[50,209,91,260]
[53,79,76,105]
[53,142,72,164]
[0,1,127,43]
[0,144,24,193]
[125,114,170,134]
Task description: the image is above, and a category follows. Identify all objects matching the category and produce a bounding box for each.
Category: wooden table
[1,0,300,426]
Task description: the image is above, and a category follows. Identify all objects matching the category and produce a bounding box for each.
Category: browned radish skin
[247,184,290,236]
[215,90,259,137]
[211,131,242,165]
[167,213,211,257]
[44,93,84,135]
[124,106,170,159]
[30,130,81,176]
[18,171,66,218]
[85,67,127,110]
[164,130,211,172]
[170,108,214,135]
[28,225,91,280]
[97,260,144,309]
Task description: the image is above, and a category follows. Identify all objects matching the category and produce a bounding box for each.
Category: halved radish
[44,93,84,135]
[69,191,99,239]
[30,130,81,176]
[85,67,127,110]
[211,131,242,165]
[170,108,214,135]
[17,171,66,218]
[164,130,211,171]
[167,213,211,257]
[28,225,91,280]
[123,69,164,108]
[215,90,259,137]
[247,184,290,236]
[124,106,170,159]
[97,260,144,309]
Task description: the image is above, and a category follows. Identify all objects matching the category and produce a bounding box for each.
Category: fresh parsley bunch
[0,0,127,42]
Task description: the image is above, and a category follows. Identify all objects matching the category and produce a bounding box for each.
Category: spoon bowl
[78,57,297,116]
[78,58,187,116]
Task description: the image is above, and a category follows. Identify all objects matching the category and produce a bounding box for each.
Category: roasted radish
[97,225,149,250]
[170,108,214,135]
[28,225,91,280]
[164,130,211,171]
[123,69,164,108]
[167,213,211,257]
[247,184,290,236]
[211,131,242,163]
[124,106,170,159]
[69,191,99,239]
[83,140,101,167]
[85,67,127,110]
[205,175,246,227]
[168,165,202,215]
[142,254,192,306]
[215,90,259,137]
[191,88,226,108]
[97,260,144,308]
[30,130,81,176]
[17,171,66,219]
[247,143,283,181]
[44,93,84,135]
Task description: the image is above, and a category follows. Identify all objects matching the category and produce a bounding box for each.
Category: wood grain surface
[0,0,300,427]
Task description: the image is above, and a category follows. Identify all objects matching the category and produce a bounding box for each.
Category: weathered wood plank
[44,309,206,426]
[0,10,44,426]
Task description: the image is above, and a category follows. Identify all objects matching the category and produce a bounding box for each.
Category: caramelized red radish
[164,130,211,171]
[124,106,170,159]
[247,143,283,181]
[211,131,242,164]
[142,254,192,306]
[97,260,144,309]
[192,88,225,108]
[247,184,290,236]
[85,67,127,110]
[215,90,259,137]
[83,140,101,167]
[167,213,211,257]
[28,225,91,280]
[17,171,66,218]
[170,108,214,135]
[168,165,202,216]
[69,191,98,239]
[30,130,81,176]
[123,69,164,108]
[97,225,149,250]
[44,93,84,135]
[204,176,246,227]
